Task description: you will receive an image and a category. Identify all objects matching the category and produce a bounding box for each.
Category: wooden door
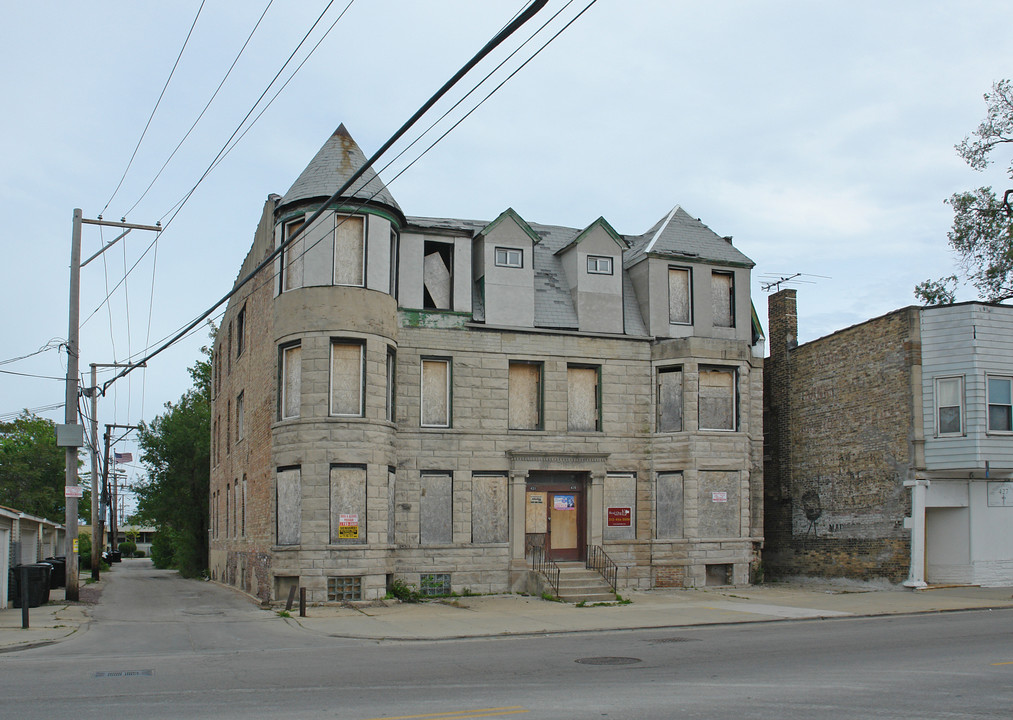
[547,491,581,561]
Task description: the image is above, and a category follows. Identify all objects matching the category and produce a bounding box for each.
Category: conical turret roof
[279,124,401,212]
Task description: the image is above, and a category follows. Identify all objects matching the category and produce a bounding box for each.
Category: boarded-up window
[657,367,683,432]
[282,218,305,291]
[423,241,453,309]
[568,365,599,432]
[330,465,366,543]
[472,473,508,543]
[241,474,246,537]
[330,341,363,416]
[604,472,636,541]
[421,358,450,427]
[277,467,301,546]
[698,470,739,538]
[509,361,542,430]
[334,215,365,286]
[699,367,736,431]
[236,391,244,440]
[387,467,396,545]
[280,344,301,420]
[301,212,335,287]
[226,483,230,538]
[656,472,684,539]
[669,267,691,324]
[390,229,399,297]
[236,305,246,357]
[711,270,734,328]
[420,472,453,544]
[386,347,396,422]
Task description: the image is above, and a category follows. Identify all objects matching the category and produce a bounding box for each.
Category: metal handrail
[531,545,561,597]
[586,545,618,591]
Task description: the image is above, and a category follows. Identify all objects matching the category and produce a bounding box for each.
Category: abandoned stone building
[209,125,764,603]
[764,289,1013,586]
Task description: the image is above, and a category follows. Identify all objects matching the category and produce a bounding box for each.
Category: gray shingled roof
[408,216,652,333]
[624,206,753,268]
[279,125,401,212]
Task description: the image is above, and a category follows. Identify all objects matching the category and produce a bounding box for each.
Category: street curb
[298,604,1013,643]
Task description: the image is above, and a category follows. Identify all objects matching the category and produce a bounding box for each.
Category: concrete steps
[549,562,616,603]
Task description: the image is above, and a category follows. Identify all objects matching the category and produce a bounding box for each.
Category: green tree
[134,337,211,578]
[918,80,1013,304]
[0,411,66,519]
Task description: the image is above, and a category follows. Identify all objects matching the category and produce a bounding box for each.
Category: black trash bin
[111,551,122,563]
[11,564,53,608]
[44,556,66,588]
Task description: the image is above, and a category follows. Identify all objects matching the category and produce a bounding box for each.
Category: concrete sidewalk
[3,576,1012,651]
[0,583,99,653]
[282,582,1013,640]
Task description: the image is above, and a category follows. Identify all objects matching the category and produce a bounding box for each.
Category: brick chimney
[763,289,798,545]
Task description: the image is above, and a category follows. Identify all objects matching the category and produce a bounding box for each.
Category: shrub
[119,541,137,558]
[78,531,92,569]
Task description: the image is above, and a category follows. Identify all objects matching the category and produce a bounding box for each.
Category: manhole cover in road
[575,657,642,666]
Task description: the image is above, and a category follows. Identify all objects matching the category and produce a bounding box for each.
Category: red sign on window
[607,507,631,527]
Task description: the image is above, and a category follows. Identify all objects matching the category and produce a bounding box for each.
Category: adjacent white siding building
[920,303,1013,586]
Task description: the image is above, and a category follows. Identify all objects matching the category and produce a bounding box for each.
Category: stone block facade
[209,126,764,603]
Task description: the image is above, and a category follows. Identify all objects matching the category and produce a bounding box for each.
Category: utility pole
[102,424,137,559]
[61,209,159,597]
[62,209,83,601]
[87,362,139,579]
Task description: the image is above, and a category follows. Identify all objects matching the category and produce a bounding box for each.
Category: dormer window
[587,255,613,275]
[495,247,523,268]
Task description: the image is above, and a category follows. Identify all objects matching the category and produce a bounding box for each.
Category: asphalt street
[1,560,1010,719]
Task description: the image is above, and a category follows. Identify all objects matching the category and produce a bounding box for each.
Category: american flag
[113,451,133,464]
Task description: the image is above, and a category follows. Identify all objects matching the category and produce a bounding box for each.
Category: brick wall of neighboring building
[764,289,919,583]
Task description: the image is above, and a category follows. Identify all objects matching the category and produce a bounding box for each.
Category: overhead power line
[102,1,207,217]
[121,0,275,219]
[253,0,597,304]
[157,0,352,231]
[82,0,352,332]
[102,0,549,395]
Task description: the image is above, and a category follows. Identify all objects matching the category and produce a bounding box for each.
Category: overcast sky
[2,1,1012,503]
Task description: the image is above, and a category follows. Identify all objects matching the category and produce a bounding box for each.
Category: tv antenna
[759,272,830,293]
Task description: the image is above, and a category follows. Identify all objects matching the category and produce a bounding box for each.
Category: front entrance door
[525,474,586,562]
[547,491,581,561]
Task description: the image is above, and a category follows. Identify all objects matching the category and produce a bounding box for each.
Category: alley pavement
[4,561,1013,651]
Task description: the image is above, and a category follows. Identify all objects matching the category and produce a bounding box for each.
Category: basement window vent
[327,576,362,602]
[420,573,451,597]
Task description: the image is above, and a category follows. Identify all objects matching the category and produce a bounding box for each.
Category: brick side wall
[764,290,918,582]
[210,198,279,603]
